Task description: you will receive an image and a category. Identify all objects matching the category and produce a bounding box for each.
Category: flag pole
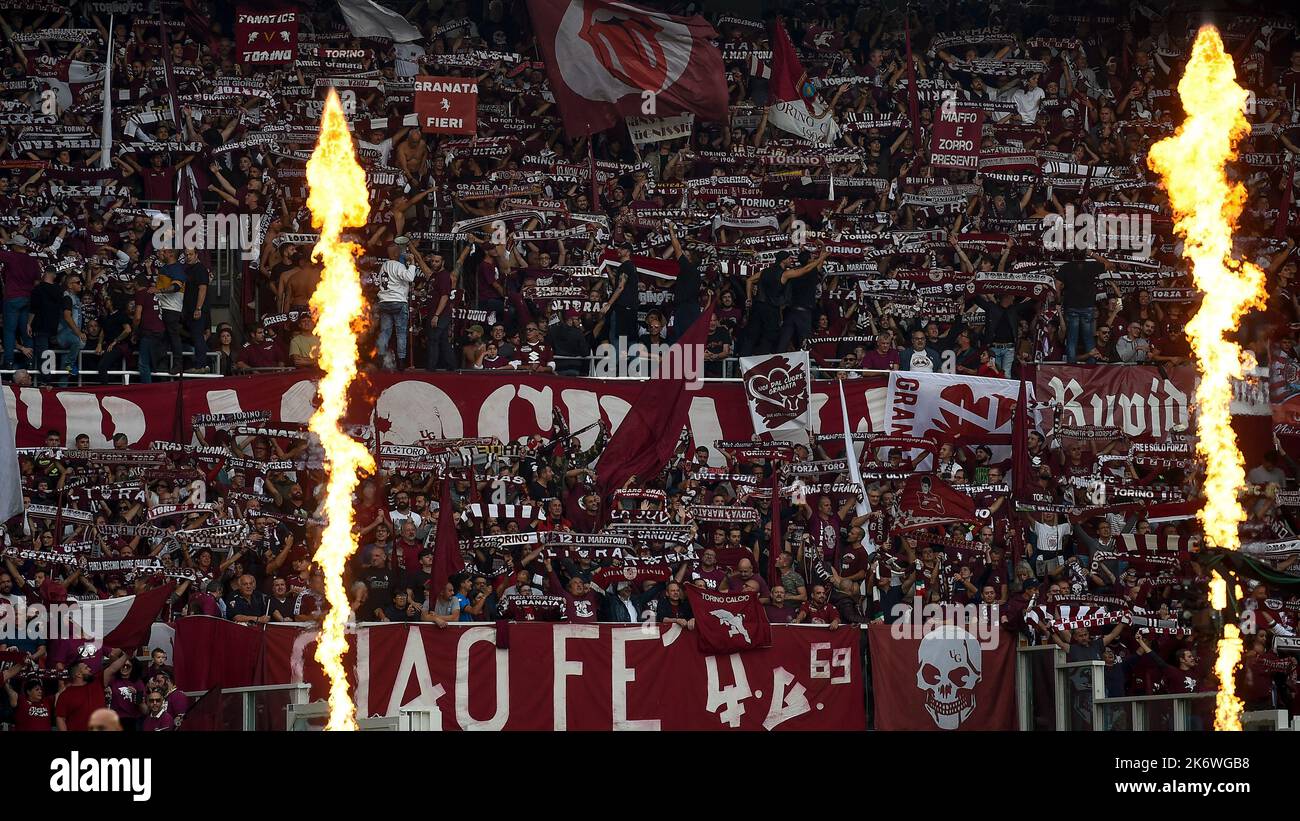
[837,378,875,553]
[100,15,113,170]
[903,2,922,153]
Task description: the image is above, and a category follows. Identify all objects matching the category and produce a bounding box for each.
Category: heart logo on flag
[740,352,811,433]
[749,368,805,413]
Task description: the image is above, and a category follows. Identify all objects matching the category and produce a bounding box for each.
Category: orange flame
[306,89,375,731]
[1147,27,1261,731]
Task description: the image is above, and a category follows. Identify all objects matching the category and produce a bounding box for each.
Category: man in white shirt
[1006,73,1046,124]
[1028,511,1071,576]
[393,42,425,78]
[376,243,418,370]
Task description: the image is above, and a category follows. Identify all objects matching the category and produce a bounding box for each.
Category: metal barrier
[1241,709,1295,731]
[1016,645,1220,731]
[2,350,225,386]
[285,701,400,731]
[181,683,311,731]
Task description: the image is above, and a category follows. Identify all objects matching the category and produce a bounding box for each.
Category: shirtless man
[395,129,430,182]
[281,262,321,313]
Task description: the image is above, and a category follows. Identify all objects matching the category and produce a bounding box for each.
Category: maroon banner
[930,106,984,170]
[685,585,772,653]
[3,371,885,458]
[867,623,1016,730]
[1033,363,1195,440]
[174,618,864,730]
[414,75,478,135]
[235,8,299,65]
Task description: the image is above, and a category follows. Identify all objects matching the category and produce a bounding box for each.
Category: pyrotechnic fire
[306,89,375,731]
[1209,573,1244,731]
[1147,26,1263,731]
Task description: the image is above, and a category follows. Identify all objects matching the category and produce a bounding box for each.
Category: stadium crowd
[1,0,1300,730]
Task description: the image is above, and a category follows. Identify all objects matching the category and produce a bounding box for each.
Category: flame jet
[305,89,375,730]
[1148,26,1263,731]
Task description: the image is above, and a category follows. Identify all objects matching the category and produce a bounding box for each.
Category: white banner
[626,113,695,145]
[767,98,841,144]
[740,351,813,436]
[0,391,19,522]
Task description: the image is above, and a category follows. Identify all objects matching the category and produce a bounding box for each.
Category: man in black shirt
[95,294,134,385]
[228,574,270,624]
[609,245,639,353]
[744,247,827,356]
[704,314,733,377]
[667,224,701,342]
[777,248,821,352]
[181,248,211,373]
[971,292,1033,376]
[1055,252,1109,364]
[357,545,397,618]
[403,549,434,607]
[547,310,590,375]
[27,268,62,378]
[267,577,296,622]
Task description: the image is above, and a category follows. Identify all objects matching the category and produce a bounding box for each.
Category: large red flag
[596,303,714,497]
[893,475,978,533]
[684,585,772,654]
[526,0,728,137]
[430,478,466,598]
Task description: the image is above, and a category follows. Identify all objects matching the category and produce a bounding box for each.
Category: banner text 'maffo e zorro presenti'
[929,105,984,170]
[173,617,864,730]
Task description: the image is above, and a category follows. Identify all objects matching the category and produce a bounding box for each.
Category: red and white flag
[685,585,772,654]
[74,583,176,649]
[597,249,677,281]
[740,351,813,437]
[767,19,840,143]
[526,0,729,137]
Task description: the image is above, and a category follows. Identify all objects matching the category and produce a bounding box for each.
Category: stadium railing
[181,683,311,731]
[1017,645,1216,731]
[2,350,226,385]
